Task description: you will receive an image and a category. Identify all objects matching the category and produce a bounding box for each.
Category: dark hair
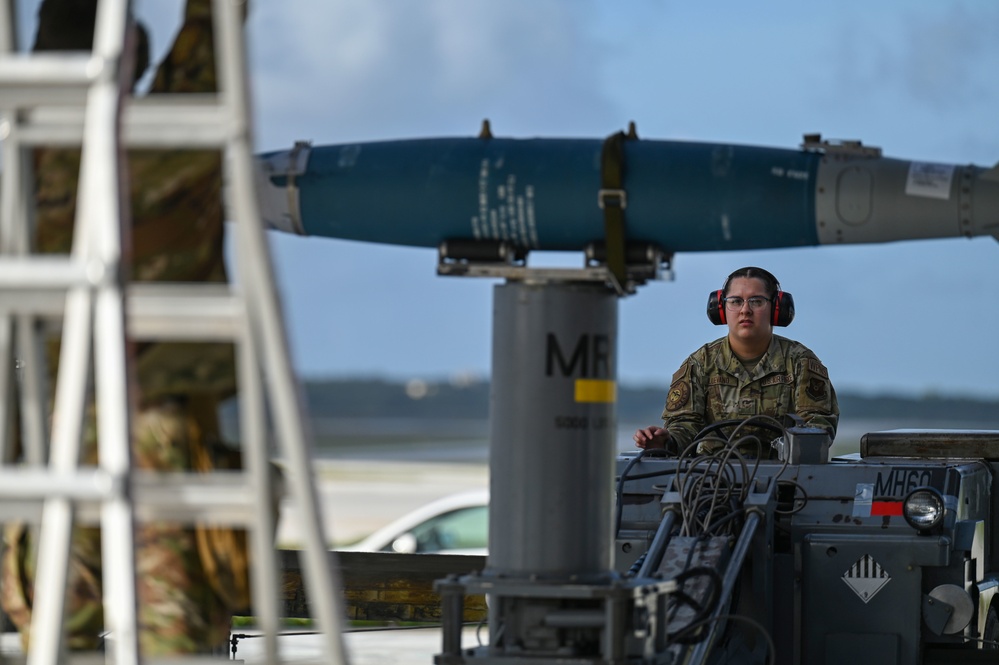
[722,267,780,299]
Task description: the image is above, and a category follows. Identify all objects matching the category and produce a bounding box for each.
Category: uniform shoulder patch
[807,358,829,379]
[671,363,690,384]
[666,380,690,412]
[805,377,828,401]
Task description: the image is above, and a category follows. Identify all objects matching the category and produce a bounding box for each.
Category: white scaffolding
[0,0,348,662]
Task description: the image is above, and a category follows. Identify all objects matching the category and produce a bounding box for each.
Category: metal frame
[0,0,347,662]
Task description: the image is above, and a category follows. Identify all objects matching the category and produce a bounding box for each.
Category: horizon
[297,373,999,403]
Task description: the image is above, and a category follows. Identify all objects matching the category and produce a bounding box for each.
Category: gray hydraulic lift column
[488,279,617,581]
[434,243,675,663]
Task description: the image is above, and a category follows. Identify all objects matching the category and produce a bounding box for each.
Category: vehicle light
[903,487,944,532]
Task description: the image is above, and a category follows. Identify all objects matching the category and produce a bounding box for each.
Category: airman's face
[725,277,774,348]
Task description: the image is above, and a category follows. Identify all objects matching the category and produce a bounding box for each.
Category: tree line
[301,378,999,425]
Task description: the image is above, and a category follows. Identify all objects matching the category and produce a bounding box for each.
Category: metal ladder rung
[0,283,245,342]
[0,54,99,106]
[0,504,261,529]
[0,258,92,289]
[0,468,117,501]
[127,283,246,341]
[131,472,261,525]
[0,53,100,83]
[13,97,234,148]
[0,653,249,665]
[123,98,234,147]
[0,289,68,316]
[0,470,263,527]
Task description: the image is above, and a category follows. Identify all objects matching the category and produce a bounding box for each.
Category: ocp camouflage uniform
[1,0,248,656]
[661,335,838,457]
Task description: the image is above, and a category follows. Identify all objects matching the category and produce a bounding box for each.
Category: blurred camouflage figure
[1,0,250,655]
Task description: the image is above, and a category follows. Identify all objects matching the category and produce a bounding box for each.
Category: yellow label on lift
[574,379,617,403]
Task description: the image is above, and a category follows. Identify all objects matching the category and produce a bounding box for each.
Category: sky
[13,0,999,399]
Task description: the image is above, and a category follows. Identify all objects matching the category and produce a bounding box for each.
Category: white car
[343,489,489,555]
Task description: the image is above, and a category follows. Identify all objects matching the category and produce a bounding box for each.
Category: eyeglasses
[723,296,771,311]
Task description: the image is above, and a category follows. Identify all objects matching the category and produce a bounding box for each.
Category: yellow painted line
[574,379,617,403]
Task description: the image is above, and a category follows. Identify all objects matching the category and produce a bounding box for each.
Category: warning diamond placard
[842,554,891,604]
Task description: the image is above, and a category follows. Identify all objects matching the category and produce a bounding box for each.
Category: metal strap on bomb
[599,123,638,294]
[285,140,311,235]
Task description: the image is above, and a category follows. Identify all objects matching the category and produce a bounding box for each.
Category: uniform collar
[721,335,784,378]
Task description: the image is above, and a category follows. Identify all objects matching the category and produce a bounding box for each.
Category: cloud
[248,0,618,147]
[831,2,999,113]
[893,5,997,109]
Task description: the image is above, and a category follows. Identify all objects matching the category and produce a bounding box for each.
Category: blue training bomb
[255,132,999,253]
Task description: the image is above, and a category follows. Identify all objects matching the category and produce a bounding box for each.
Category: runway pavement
[233,625,485,664]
